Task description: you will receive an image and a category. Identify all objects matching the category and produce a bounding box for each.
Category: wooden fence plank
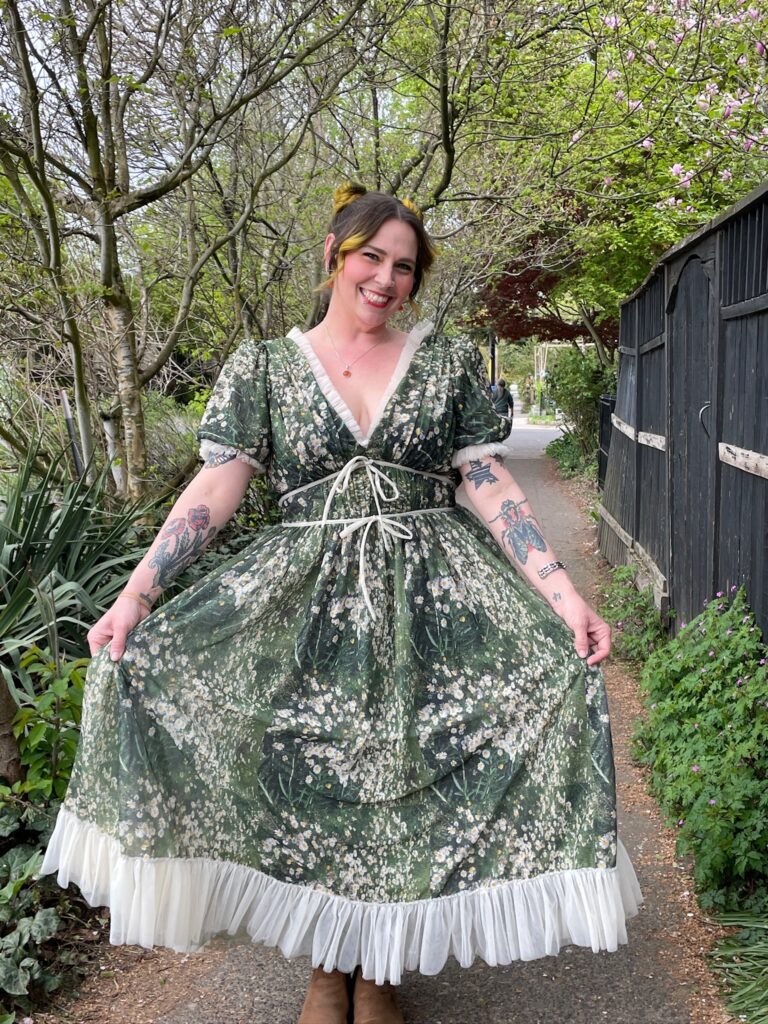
[638,431,666,451]
[719,442,768,481]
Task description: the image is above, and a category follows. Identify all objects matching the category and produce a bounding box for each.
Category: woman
[42,184,642,1024]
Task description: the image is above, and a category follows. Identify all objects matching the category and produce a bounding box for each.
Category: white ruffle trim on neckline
[286,322,434,448]
[41,809,643,985]
[452,441,515,469]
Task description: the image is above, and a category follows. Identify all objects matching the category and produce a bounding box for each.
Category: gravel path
[38,425,736,1024]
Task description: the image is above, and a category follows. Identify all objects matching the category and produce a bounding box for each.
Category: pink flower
[716,590,724,597]
[691,765,701,772]
[604,14,619,28]
[606,68,620,82]
[677,819,685,826]
[641,137,654,150]
[744,138,755,151]
[628,99,643,112]
[572,130,583,143]
[709,650,715,657]
[723,104,733,119]
[708,799,717,805]
[679,175,692,188]
[757,41,766,57]
[603,175,614,185]
[646,39,657,50]
[670,163,684,176]
[674,33,684,46]
[748,6,760,18]
[615,89,626,102]
[626,50,636,62]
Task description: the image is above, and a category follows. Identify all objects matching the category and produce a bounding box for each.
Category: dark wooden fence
[599,180,768,635]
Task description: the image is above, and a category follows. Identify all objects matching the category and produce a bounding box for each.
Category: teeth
[361,288,390,307]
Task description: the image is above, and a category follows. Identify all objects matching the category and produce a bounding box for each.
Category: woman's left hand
[551,591,611,666]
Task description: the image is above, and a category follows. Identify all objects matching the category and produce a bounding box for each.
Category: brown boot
[351,966,405,1024]
[298,967,350,1024]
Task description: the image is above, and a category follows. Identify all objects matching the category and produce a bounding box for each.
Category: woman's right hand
[87,595,151,661]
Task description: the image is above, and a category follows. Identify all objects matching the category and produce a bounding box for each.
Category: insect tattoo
[487,498,548,564]
[552,592,562,602]
[465,459,499,489]
[148,505,218,590]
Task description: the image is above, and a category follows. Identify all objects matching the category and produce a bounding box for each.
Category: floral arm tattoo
[487,498,548,565]
[148,505,218,590]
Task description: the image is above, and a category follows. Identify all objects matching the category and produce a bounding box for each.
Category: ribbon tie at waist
[279,455,455,618]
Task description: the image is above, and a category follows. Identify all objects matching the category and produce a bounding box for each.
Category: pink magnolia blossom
[626,50,636,62]
[757,40,766,57]
[721,168,733,180]
[604,14,619,28]
[670,163,684,176]
[603,176,614,185]
[744,138,755,151]
[606,68,620,82]
[641,137,654,149]
[748,7,760,18]
[679,174,692,188]
[738,54,747,65]
[628,99,643,112]
[572,130,583,142]
[615,89,626,102]
[674,33,684,45]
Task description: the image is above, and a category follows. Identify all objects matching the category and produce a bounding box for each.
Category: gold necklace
[324,325,390,378]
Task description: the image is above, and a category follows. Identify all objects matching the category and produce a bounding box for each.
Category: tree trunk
[0,682,23,786]
[100,210,147,499]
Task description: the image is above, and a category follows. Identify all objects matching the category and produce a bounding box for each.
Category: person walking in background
[493,376,515,425]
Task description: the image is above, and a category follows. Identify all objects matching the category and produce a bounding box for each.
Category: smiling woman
[41,182,642,1024]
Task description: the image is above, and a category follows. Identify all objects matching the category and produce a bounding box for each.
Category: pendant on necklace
[342,368,352,377]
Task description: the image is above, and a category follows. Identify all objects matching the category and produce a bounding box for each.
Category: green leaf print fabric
[41,326,642,984]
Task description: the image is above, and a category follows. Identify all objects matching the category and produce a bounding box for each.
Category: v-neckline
[286,321,433,447]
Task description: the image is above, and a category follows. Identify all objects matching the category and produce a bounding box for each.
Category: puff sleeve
[450,337,514,468]
[197,339,271,476]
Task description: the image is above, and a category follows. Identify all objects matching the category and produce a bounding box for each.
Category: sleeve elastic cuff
[451,441,514,469]
[198,439,267,475]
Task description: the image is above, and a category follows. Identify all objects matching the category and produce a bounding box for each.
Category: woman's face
[326,218,418,328]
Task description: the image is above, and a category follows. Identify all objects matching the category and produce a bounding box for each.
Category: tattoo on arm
[203,449,237,468]
[552,592,562,602]
[148,505,218,590]
[491,454,504,465]
[465,459,499,489]
[487,498,548,564]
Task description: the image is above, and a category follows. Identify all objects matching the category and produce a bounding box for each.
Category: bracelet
[119,590,154,612]
[537,560,567,580]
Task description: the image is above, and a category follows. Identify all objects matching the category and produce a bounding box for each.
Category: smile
[360,287,392,308]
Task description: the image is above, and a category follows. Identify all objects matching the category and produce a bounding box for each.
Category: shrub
[545,348,616,457]
[632,587,768,910]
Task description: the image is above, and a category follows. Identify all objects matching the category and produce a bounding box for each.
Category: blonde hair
[321,182,435,300]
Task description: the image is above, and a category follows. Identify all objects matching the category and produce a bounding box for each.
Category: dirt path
[36,430,737,1024]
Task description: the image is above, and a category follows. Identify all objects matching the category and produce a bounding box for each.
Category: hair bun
[400,196,423,222]
[333,181,367,216]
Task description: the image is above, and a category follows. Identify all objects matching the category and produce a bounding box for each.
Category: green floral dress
[42,324,642,984]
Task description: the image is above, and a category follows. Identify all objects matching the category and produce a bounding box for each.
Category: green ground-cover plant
[625,585,768,1021]
[545,433,592,479]
[599,564,667,661]
[0,649,99,1021]
[633,587,768,908]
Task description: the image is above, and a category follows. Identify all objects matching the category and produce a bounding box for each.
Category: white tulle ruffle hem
[40,809,643,985]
